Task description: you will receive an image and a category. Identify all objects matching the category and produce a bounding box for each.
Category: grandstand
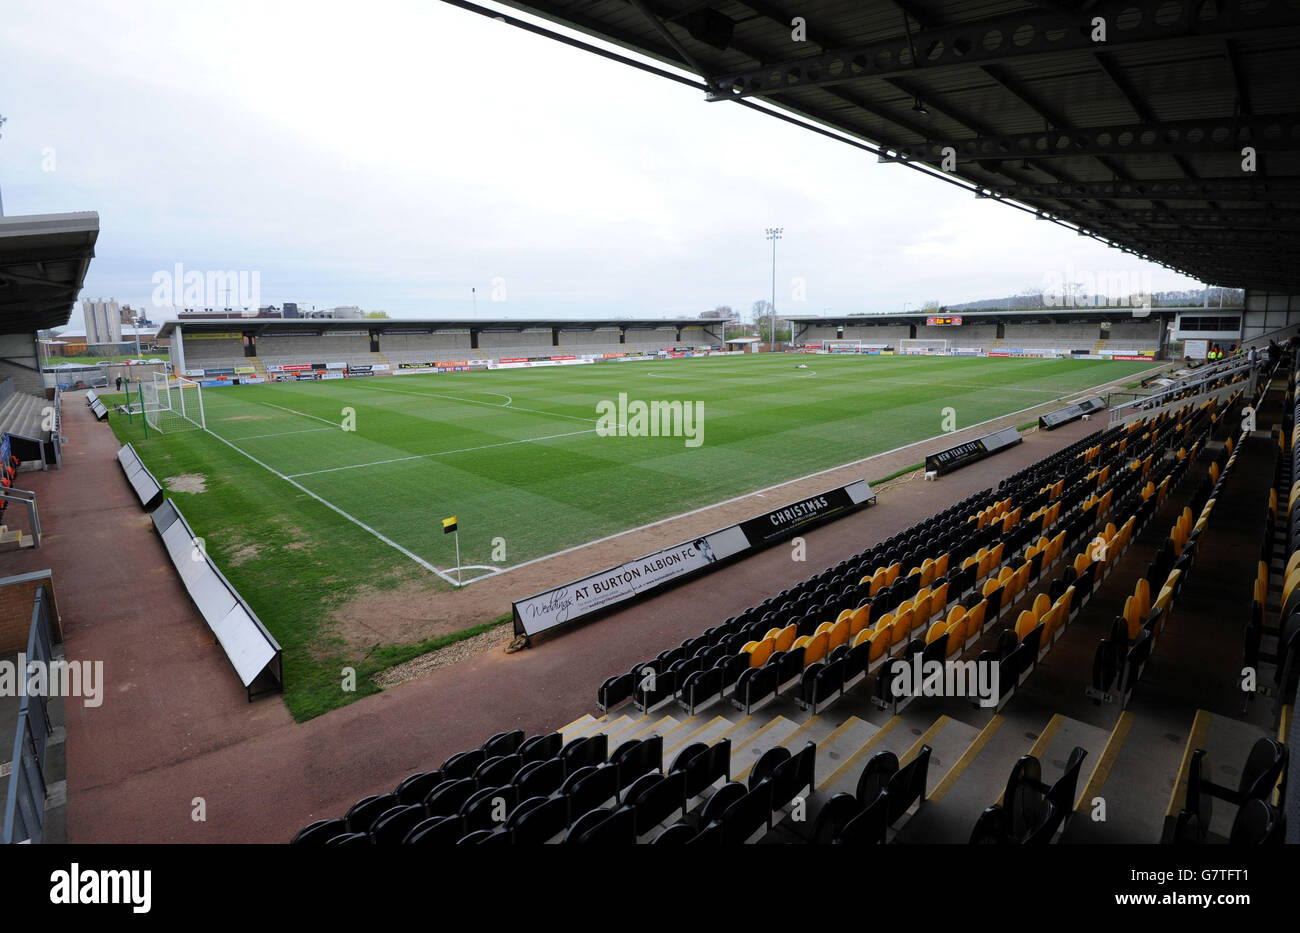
[160,317,730,381]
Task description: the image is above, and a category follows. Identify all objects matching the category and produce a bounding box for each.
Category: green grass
[108,353,1154,719]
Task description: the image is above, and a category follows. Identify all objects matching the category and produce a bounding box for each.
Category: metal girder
[890,114,1300,163]
[982,177,1300,201]
[1048,207,1300,227]
[705,0,1300,101]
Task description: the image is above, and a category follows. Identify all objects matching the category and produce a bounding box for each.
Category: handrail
[0,486,41,547]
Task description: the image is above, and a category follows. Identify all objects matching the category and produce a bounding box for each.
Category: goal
[143,373,206,434]
[824,340,867,353]
[898,338,949,355]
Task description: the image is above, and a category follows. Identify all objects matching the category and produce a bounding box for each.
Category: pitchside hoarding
[512,479,875,638]
[924,426,1022,475]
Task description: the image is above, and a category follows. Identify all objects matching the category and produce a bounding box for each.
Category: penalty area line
[201,427,466,587]
[285,427,599,478]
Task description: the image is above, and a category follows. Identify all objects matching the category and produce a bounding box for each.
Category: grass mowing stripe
[201,425,468,587]
[285,427,599,478]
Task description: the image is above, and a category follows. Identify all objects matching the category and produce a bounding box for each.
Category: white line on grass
[200,427,466,587]
[489,364,1165,579]
[285,427,599,478]
[347,380,600,425]
[234,426,340,441]
[247,397,344,428]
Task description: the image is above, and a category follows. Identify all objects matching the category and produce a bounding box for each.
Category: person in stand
[1249,345,1258,365]
[115,375,123,392]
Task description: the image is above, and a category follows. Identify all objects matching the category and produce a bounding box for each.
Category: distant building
[81,299,123,345]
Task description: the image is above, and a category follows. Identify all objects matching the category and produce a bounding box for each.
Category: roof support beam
[706,0,1300,100]
[891,114,1300,163]
[984,177,1300,202]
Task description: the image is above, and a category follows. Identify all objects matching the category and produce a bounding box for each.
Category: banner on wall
[512,479,875,638]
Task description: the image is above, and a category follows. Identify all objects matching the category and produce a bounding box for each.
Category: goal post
[144,372,205,434]
[898,338,949,355]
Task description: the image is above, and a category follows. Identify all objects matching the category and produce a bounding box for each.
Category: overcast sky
[2,0,1205,331]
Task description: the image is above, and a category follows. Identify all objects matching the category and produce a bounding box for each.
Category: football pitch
[108,353,1156,717]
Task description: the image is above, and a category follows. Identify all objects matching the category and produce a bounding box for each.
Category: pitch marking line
[234,426,340,441]
[286,427,599,478]
[489,364,1166,579]
[200,427,468,587]
[346,380,600,425]
[236,395,344,428]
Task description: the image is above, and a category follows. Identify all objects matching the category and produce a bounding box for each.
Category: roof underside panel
[496,0,1300,291]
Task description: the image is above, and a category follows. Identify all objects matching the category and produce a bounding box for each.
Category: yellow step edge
[817,716,902,793]
[735,716,822,784]
[928,715,1004,802]
[649,715,700,748]
[994,713,1065,806]
[619,715,675,745]
[557,714,595,739]
[607,712,658,743]
[1075,711,1133,811]
[725,716,791,761]
[663,716,728,760]
[901,715,952,767]
[1164,709,1212,819]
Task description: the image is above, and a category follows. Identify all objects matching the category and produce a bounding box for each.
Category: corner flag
[442,516,458,534]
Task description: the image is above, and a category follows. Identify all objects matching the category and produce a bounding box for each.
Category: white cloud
[1,0,1205,322]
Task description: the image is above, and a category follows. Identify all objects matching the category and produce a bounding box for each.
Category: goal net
[825,340,866,353]
[898,338,949,355]
[144,373,205,434]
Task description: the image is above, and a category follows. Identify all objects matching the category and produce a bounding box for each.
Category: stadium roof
[156,316,734,337]
[783,306,1236,324]
[479,0,1300,292]
[0,211,99,334]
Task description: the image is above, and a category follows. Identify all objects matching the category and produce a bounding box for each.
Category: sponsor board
[321,372,345,380]
[240,377,266,385]
[394,366,436,375]
[234,366,255,374]
[925,426,1022,475]
[326,361,347,370]
[1110,354,1156,361]
[490,358,594,370]
[738,481,875,547]
[184,332,241,340]
[183,369,206,378]
[512,479,875,638]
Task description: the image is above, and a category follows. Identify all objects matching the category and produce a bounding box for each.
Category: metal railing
[1108,357,1257,425]
[2,584,56,843]
[0,487,41,548]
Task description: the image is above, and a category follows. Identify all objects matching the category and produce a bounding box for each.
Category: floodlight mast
[765,227,782,350]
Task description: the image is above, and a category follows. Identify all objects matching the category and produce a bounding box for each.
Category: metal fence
[1107,358,1258,425]
[2,585,56,844]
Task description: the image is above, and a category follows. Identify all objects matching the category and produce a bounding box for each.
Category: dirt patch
[372,623,513,690]
[164,473,207,494]
[331,579,492,651]
[227,544,262,567]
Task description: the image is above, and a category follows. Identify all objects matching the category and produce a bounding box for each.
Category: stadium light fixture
[765,227,782,350]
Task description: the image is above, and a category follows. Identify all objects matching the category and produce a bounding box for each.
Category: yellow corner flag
[442,516,458,534]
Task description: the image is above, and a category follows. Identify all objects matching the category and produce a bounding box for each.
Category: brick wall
[0,576,59,654]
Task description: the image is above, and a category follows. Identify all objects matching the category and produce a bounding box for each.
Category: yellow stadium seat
[1032,593,1051,622]
[852,628,873,649]
[925,621,946,645]
[934,553,950,578]
[873,612,895,633]
[750,637,775,668]
[1014,610,1037,642]
[930,582,950,616]
[828,619,850,653]
[774,624,798,654]
[1133,579,1150,620]
[966,599,988,635]
[849,605,872,639]
[803,633,829,667]
[886,562,901,585]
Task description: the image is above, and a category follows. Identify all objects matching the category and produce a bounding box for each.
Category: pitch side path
[15,388,1123,842]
